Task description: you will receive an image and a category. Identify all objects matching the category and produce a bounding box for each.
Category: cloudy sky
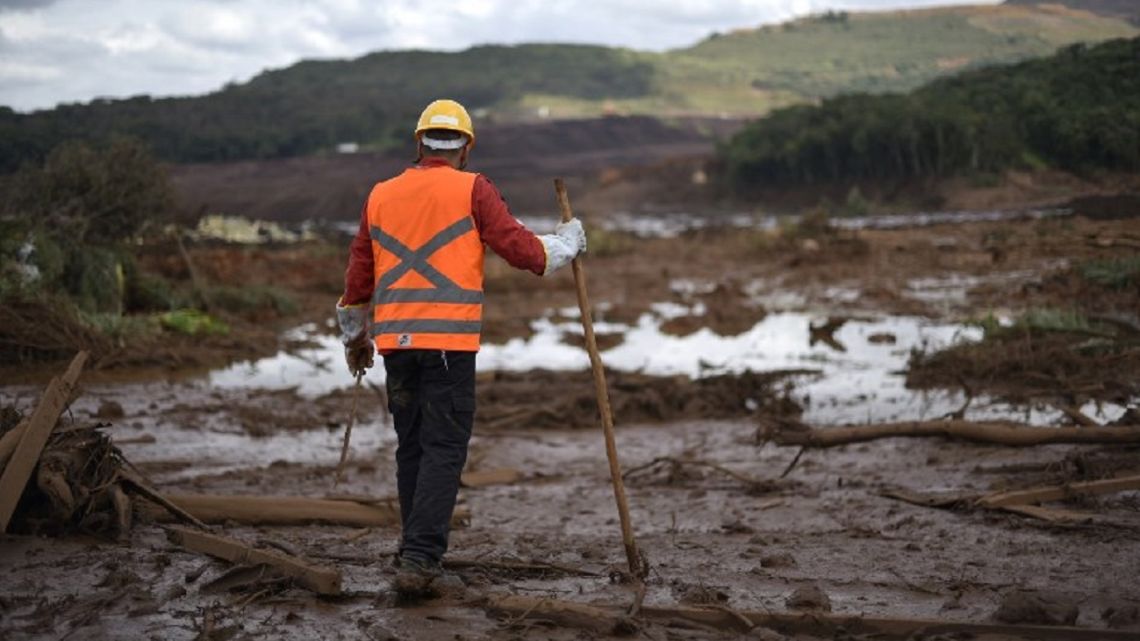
[1,0,998,112]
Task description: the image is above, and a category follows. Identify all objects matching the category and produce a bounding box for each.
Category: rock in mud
[785,585,831,612]
[993,591,1078,626]
[1101,602,1140,629]
[674,582,729,605]
[95,400,125,419]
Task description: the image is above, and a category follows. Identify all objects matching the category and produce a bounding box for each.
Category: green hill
[720,36,1140,190]
[0,3,1134,172]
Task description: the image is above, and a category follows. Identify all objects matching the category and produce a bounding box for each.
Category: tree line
[0,44,654,173]
[720,37,1140,192]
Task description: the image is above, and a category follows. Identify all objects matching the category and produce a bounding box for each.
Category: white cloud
[0,0,999,112]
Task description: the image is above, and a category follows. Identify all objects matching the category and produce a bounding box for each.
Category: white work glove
[539,218,588,276]
[336,301,373,375]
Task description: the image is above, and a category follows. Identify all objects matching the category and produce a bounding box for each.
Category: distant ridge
[0,3,1134,171]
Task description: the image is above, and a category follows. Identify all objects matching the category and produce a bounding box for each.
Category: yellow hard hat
[415,99,475,148]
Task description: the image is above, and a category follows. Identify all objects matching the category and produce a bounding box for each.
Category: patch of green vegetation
[159,309,229,336]
[1080,256,1140,289]
[84,311,162,342]
[970,308,1101,340]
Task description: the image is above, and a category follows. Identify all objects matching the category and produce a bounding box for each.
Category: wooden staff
[554,178,644,578]
[333,371,363,487]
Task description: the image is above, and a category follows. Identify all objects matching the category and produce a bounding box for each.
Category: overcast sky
[1,0,999,112]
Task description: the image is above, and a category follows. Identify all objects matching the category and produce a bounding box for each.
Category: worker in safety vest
[335,99,586,598]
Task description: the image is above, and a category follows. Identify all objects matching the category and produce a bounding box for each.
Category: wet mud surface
[2,215,1139,639]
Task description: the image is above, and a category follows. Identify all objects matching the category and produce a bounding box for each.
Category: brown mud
[1,212,1139,640]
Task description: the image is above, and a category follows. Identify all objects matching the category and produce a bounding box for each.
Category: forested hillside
[720,37,1140,191]
[0,3,1133,172]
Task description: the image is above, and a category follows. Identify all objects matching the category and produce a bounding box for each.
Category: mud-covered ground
[1,213,1139,640]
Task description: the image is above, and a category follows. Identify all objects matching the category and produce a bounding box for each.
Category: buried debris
[167,525,341,596]
[0,352,180,538]
[485,594,1137,640]
[485,593,1135,634]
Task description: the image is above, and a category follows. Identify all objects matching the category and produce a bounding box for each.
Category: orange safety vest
[366,165,484,351]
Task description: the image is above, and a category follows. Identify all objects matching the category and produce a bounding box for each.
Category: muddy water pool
[205,309,1125,427]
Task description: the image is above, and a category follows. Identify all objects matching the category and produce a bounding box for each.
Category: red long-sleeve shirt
[341,158,546,306]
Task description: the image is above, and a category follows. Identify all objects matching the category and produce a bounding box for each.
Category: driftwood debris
[883,473,1140,524]
[998,504,1096,524]
[119,470,209,530]
[486,594,1137,640]
[0,351,88,532]
[977,474,1140,508]
[166,525,341,595]
[143,493,470,527]
[766,419,1140,448]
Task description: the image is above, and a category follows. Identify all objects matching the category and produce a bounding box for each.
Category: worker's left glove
[336,300,373,375]
[539,218,588,276]
[345,334,374,377]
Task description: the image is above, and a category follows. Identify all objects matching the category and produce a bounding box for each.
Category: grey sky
[0,0,999,112]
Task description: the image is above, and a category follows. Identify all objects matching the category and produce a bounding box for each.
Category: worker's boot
[394,554,465,600]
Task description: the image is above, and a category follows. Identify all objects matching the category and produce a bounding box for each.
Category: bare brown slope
[1005,0,1140,24]
[169,117,735,223]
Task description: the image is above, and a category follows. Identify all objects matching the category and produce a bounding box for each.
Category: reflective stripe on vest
[367,165,484,351]
[369,218,484,306]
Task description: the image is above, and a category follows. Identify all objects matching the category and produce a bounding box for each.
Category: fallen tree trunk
[768,420,1140,448]
[167,525,341,595]
[144,494,469,528]
[0,352,88,532]
[487,594,1137,640]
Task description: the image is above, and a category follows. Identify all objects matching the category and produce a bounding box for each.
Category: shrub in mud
[906,308,1140,406]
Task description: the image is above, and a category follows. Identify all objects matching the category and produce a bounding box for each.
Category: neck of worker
[418,146,467,170]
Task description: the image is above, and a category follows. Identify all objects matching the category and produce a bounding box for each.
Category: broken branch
[977,474,1140,508]
[167,526,341,596]
[769,420,1140,448]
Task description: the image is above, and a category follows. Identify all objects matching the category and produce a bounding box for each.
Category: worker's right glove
[539,218,588,276]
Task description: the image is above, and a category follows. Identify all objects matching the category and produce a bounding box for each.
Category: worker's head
[415,99,474,168]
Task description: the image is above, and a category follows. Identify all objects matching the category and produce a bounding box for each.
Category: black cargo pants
[383,349,476,564]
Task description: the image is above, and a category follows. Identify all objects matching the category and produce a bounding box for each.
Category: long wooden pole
[554,179,643,578]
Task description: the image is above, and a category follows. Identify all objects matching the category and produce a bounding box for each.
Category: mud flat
[1,213,1137,639]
